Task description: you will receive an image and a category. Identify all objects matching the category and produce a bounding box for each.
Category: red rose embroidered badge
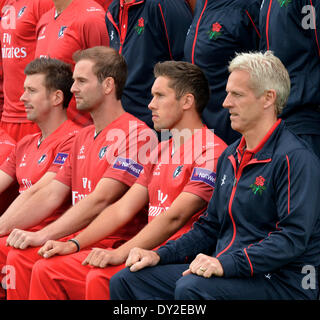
[135,17,145,35]
[250,176,266,195]
[208,22,222,40]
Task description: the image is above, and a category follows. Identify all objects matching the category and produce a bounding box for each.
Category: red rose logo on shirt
[255,176,265,187]
[250,176,266,195]
[208,22,222,40]
[135,17,145,35]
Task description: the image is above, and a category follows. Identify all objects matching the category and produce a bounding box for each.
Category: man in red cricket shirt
[0,57,80,299]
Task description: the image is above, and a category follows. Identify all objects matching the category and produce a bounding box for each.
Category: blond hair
[228,51,290,115]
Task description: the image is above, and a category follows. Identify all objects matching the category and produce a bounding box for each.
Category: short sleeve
[48,134,76,174]
[0,147,17,179]
[54,149,72,187]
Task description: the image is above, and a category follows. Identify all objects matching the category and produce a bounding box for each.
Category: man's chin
[76,104,86,111]
[26,115,33,122]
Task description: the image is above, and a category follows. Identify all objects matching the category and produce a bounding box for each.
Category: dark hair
[153,61,210,115]
[73,46,127,100]
[24,58,73,108]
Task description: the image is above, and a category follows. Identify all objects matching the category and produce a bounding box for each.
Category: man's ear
[181,93,195,111]
[263,89,277,110]
[52,89,64,107]
[103,77,114,95]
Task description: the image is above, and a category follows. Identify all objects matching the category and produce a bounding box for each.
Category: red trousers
[0,235,62,300]
[29,248,125,300]
[0,231,126,299]
[0,233,77,300]
[0,236,10,299]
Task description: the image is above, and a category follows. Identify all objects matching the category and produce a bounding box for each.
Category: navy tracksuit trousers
[110,264,318,300]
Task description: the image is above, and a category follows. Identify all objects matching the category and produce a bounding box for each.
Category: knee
[32,258,49,278]
[87,268,104,283]
[109,268,132,300]
[86,268,109,293]
[6,248,23,264]
[31,257,63,281]
[175,275,217,300]
[175,275,199,300]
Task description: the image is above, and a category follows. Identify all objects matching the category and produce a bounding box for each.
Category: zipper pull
[233,177,237,187]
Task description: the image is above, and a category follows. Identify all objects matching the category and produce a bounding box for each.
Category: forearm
[3,185,67,238]
[40,178,131,242]
[38,193,112,241]
[74,201,134,250]
[117,212,188,259]
[119,193,212,261]
[0,189,35,235]
[156,220,218,265]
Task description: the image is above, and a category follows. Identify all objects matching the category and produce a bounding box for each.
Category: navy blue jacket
[157,120,320,285]
[106,0,192,128]
[259,0,320,135]
[184,0,261,145]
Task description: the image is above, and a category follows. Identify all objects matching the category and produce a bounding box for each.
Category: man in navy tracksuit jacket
[105,0,192,129]
[110,52,320,300]
[259,0,320,158]
[184,0,261,145]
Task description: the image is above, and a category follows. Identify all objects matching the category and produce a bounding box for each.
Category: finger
[5,231,15,246]
[94,251,110,268]
[6,230,20,247]
[182,268,192,276]
[202,269,213,278]
[89,255,103,267]
[19,239,31,250]
[43,246,61,259]
[38,241,54,256]
[129,257,150,272]
[125,251,141,267]
[188,260,202,274]
[82,251,93,265]
[99,256,110,268]
[82,248,101,266]
[12,234,26,249]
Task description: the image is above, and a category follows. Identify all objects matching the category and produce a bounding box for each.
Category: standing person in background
[0,0,9,118]
[184,0,261,145]
[105,0,192,131]
[260,0,320,158]
[0,0,53,141]
[35,0,109,127]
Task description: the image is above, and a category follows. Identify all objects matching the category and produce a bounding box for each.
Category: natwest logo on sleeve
[113,157,143,178]
[53,152,69,165]
[190,167,216,188]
